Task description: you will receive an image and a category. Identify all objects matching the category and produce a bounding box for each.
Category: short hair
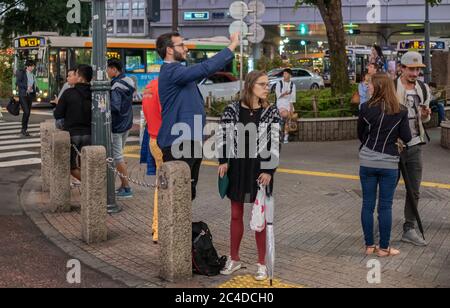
[107,58,123,72]
[76,64,93,83]
[68,67,77,74]
[368,62,379,70]
[156,32,181,59]
[283,68,293,76]
[25,59,35,67]
[429,82,437,88]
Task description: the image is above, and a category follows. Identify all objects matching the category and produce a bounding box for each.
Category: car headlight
[13,90,17,96]
[37,98,42,102]
[44,92,48,97]
[40,90,43,94]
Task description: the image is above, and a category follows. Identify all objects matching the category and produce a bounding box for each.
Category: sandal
[377,247,400,258]
[365,245,378,255]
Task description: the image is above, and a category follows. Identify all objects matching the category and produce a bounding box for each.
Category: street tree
[0,0,90,47]
[295,0,442,96]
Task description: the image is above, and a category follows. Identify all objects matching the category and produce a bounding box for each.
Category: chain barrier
[71,144,156,189]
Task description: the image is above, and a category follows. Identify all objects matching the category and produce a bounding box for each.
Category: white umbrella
[265,193,275,286]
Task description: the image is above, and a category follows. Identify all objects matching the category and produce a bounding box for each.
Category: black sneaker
[21,131,31,137]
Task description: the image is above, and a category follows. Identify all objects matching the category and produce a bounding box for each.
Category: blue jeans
[360,166,399,250]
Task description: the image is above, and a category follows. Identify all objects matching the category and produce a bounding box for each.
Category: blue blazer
[157,48,235,149]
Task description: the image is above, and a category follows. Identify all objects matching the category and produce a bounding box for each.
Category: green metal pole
[91,0,121,214]
[424,1,431,83]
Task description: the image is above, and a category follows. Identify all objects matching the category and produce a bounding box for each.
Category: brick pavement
[21,128,450,288]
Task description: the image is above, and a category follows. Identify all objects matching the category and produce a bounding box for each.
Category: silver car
[268,68,325,93]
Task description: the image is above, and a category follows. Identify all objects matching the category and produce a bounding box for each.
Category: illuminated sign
[107,51,121,59]
[184,12,210,21]
[399,40,446,50]
[15,37,45,48]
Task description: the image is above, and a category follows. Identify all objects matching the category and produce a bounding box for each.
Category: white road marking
[0,151,38,159]
[0,143,41,151]
[0,158,42,168]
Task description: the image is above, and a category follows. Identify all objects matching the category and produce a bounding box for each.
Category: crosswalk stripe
[0,122,21,126]
[0,138,40,145]
[0,128,40,135]
[0,124,41,130]
[0,133,40,140]
[0,151,38,159]
[0,143,41,151]
[0,158,41,168]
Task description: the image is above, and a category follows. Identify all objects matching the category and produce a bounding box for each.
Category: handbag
[6,97,20,116]
[250,185,267,232]
[351,91,361,105]
[287,112,299,133]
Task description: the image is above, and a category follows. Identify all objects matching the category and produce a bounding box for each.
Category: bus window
[146,50,162,73]
[75,48,92,66]
[125,49,145,73]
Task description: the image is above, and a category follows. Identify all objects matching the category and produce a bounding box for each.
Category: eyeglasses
[172,43,186,49]
[256,82,270,88]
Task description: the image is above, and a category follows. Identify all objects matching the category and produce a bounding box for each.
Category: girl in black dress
[217,71,281,281]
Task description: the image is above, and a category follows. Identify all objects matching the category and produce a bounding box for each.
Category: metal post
[424,1,431,83]
[239,16,244,93]
[172,0,179,32]
[91,0,121,214]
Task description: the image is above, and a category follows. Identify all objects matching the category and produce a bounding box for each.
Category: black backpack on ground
[192,222,226,276]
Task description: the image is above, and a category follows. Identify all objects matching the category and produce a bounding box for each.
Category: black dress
[227,106,274,204]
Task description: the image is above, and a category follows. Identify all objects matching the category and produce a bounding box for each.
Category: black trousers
[162,141,203,201]
[19,95,33,132]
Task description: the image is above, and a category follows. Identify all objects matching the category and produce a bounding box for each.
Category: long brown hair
[368,73,400,115]
[240,70,270,109]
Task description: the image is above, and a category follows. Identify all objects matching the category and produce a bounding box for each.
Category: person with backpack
[53,65,93,181]
[106,58,136,199]
[395,51,432,247]
[217,71,281,281]
[275,68,296,144]
[358,73,412,257]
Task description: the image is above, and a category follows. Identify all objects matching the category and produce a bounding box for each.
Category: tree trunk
[316,0,350,96]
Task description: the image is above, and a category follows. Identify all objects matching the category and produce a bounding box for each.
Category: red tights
[230,201,266,265]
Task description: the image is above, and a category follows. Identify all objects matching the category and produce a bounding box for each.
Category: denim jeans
[360,166,399,250]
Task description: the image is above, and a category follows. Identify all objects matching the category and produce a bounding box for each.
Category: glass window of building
[106,2,114,17]
[117,20,129,34]
[117,1,130,17]
[107,20,114,34]
[132,19,145,33]
[132,1,145,17]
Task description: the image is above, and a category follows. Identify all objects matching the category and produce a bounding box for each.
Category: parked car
[197,72,241,101]
[268,68,325,93]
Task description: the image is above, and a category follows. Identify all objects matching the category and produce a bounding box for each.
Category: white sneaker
[254,263,267,281]
[283,135,289,144]
[220,257,242,275]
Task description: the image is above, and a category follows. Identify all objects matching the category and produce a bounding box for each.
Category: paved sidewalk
[21,128,450,288]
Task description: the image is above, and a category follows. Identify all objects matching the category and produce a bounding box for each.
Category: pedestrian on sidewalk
[55,67,78,105]
[358,73,412,257]
[53,64,93,181]
[217,71,281,280]
[275,68,296,144]
[16,59,37,137]
[156,31,240,200]
[428,82,448,125]
[106,58,136,199]
[142,78,163,243]
[370,44,385,72]
[395,51,432,246]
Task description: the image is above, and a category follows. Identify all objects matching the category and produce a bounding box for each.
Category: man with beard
[395,51,432,247]
[156,32,239,200]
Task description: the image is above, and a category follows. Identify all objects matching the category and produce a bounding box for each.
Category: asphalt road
[0,106,126,288]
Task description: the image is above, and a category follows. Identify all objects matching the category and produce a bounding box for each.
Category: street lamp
[91,0,121,214]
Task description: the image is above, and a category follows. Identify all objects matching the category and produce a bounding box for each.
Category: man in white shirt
[276,68,296,144]
[395,51,432,247]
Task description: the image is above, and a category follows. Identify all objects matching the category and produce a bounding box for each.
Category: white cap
[401,51,426,68]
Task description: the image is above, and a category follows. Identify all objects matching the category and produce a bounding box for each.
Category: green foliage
[256,54,284,72]
[0,49,13,98]
[0,0,91,47]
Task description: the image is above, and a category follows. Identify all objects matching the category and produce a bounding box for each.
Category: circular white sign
[229,20,249,37]
[229,1,249,20]
[247,23,265,44]
[248,1,266,18]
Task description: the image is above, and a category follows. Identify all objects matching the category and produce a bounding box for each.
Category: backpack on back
[192,222,226,276]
